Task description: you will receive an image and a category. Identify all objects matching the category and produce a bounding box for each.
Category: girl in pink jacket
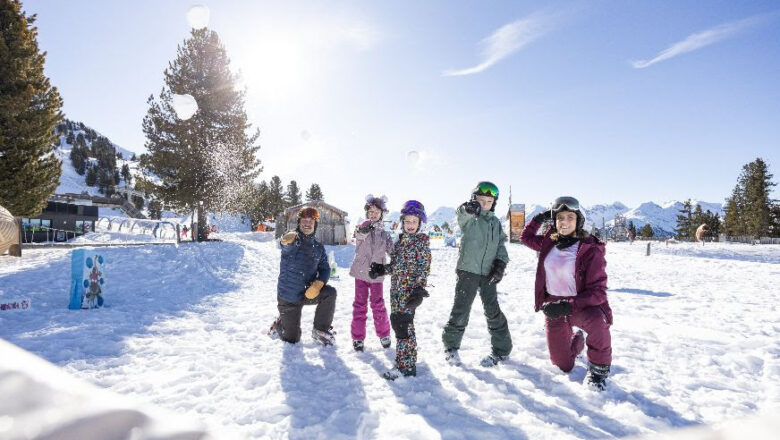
[348,195,393,351]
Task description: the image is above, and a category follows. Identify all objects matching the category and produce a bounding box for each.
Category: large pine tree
[141,28,261,231]
[723,158,777,238]
[0,0,63,216]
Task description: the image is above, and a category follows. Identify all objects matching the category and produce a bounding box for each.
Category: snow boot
[586,362,610,391]
[382,367,416,381]
[312,327,335,346]
[445,348,462,366]
[380,336,392,349]
[480,353,508,367]
[353,340,364,352]
[268,316,281,340]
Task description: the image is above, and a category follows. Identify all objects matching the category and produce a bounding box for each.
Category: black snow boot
[587,363,610,391]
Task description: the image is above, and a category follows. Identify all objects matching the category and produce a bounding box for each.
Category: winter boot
[586,363,610,391]
[480,353,508,367]
[380,336,392,349]
[312,327,335,346]
[444,348,462,366]
[382,367,416,381]
[353,340,364,352]
[268,316,281,340]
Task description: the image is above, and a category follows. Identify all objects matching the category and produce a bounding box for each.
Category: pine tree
[742,158,775,238]
[769,203,780,238]
[141,28,261,233]
[267,176,286,219]
[691,204,704,238]
[640,223,654,238]
[148,199,162,220]
[723,185,745,236]
[306,183,324,202]
[0,0,64,216]
[675,200,693,240]
[627,220,636,237]
[244,180,270,228]
[286,180,302,207]
[121,163,132,183]
[85,166,97,186]
[723,158,777,238]
[70,144,87,175]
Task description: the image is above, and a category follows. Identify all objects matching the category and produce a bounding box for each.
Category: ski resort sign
[68,249,105,309]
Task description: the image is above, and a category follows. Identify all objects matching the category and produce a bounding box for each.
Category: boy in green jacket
[442,181,512,367]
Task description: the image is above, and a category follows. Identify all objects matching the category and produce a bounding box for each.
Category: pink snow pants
[546,305,612,371]
[351,279,391,341]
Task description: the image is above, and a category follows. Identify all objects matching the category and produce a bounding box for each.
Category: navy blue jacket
[277,232,330,303]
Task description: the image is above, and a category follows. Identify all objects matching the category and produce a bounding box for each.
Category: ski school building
[276,201,349,246]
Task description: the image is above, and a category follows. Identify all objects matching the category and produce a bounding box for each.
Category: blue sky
[25,0,780,218]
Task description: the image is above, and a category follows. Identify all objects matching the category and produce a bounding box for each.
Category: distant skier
[370,200,431,380]
[521,196,613,391]
[268,207,337,345]
[348,194,393,352]
[442,181,512,367]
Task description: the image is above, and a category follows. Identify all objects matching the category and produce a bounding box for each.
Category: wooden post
[176,224,181,244]
[10,218,22,257]
[646,242,651,256]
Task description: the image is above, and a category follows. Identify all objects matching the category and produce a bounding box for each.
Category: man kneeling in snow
[268,207,337,345]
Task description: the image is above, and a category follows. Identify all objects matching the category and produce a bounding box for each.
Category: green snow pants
[442,270,512,357]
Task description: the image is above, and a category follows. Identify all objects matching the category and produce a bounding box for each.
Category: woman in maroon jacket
[521,196,613,390]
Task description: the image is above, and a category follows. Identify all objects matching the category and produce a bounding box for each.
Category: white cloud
[443,14,551,77]
[631,13,774,69]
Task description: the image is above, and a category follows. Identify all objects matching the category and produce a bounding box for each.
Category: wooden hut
[276,201,349,245]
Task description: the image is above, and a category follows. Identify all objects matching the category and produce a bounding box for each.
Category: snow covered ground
[0,236,778,439]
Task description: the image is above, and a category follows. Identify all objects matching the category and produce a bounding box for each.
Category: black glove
[406,286,429,310]
[462,200,481,216]
[487,259,506,284]
[533,211,553,224]
[542,300,572,319]
[368,262,390,279]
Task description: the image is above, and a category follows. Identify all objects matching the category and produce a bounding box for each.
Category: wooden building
[276,201,349,245]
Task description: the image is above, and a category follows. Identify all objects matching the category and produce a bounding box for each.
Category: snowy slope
[54,124,142,196]
[1,236,777,439]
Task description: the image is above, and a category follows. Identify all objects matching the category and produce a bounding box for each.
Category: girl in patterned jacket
[349,195,393,352]
[370,200,431,380]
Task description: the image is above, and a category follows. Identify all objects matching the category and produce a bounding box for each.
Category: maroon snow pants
[545,305,612,372]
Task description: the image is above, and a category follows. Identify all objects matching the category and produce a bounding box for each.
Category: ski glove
[533,211,553,224]
[357,220,375,234]
[542,300,572,319]
[305,280,325,300]
[406,286,429,310]
[487,259,507,285]
[368,262,391,279]
[462,200,481,216]
[280,231,298,245]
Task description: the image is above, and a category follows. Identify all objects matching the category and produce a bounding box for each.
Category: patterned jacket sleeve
[416,235,432,288]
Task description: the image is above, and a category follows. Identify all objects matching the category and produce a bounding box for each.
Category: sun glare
[234,35,308,102]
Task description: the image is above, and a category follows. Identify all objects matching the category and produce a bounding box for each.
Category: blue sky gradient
[25,0,780,217]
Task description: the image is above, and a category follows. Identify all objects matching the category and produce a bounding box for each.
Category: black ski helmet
[550,196,586,232]
[471,181,499,212]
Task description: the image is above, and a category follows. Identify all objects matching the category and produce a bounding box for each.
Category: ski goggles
[551,196,580,212]
[401,200,425,213]
[474,181,499,198]
[297,207,319,221]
